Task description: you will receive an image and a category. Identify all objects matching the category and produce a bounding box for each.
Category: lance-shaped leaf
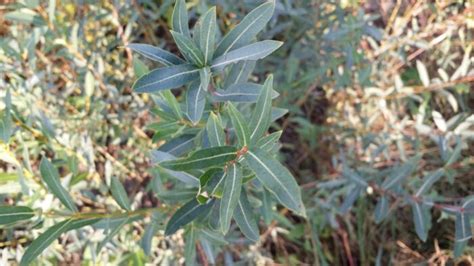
[186,80,206,125]
[161,90,183,120]
[165,198,214,235]
[271,107,288,121]
[201,228,228,245]
[339,185,362,214]
[197,7,217,65]
[220,164,242,233]
[0,206,34,225]
[171,31,205,67]
[224,61,256,88]
[133,64,199,93]
[234,189,259,242]
[0,89,12,143]
[161,146,237,171]
[455,212,472,242]
[415,169,445,197]
[411,202,432,242]
[199,67,211,91]
[249,75,273,143]
[374,196,389,224]
[244,148,305,216]
[257,131,282,152]
[212,82,279,103]
[172,0,190,37]
[40,157,77,212]
[214,1,275,57]
[141,211,162,256]
[127,43,185,66]
[20,218,98,266]
[184,226,197,263]
[151,151,200,186]
[382,158,418,190]
[206,112,225,147]
[342,165,368,187]
[158,134,196,157]
[227,102,250,147]
[110,176,131,211]
[97,217,132,253]
[211,41,283,72]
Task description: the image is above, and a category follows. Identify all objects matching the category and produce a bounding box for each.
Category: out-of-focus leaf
[381,158,418,190]
[416,60,430,87]
[39,157,77,212]
[411,202,431,242]
[133,57,149,78]
[342,165,368,187]
[256,131,282,152]
[244,148,305,216]
[161,90,183,120]
[97,217,131,253]
[415,169,445,197]
[220,163,242,233]
[201,228,228,245]
[133,64,199,93]
[141,211,162,256]
[0,206,34,225]
[214,1,275,57]
[339,186,362,214]
[110,176,131,211]
[374,196,389,224]
[184,226,197,263]
[455,212,472,242]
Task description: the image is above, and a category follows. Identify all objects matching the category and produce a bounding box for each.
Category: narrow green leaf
[161,90,183,120]
[165,198,214,235]
[220,164,242,233]
[110,176,131,211]
[39,157,77,212]
[256,131,282,152]
[374,196,389,224]
[0,89,12,143]
[223,61,256,88]
[197,7,217,65]
[199,67,211,91]
[184,226,197,263]
[161,146,237,171]
[249,75,273,143]
[201,228,228,245]
[20,220,73,265]
[339,185,362,214]
[140,211,161,256]
[158,134,196,157]
[244,148,305,216]
[172,0,190,37]
[171,31,205,67]
[342,165,368,187]
[411,202,431,242]
[214,1,275,57]
[211,41,283,72]
[234,189,259,242]
[186,80,206,125]
[127,43,185,66]
[133,57,149,78]
[206,112,226,147]
[382,158,418,190]
[415,169,445,197]
[455,212,472,242]
[0,206,34,225]
[133,64,199,93]
[212,82,279,103]
[97,217,130,253]
[227,103,250,147]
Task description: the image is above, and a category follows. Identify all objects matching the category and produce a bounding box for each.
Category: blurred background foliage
[0,0,473,265]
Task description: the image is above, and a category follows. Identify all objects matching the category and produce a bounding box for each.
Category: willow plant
[0,0,305,264]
